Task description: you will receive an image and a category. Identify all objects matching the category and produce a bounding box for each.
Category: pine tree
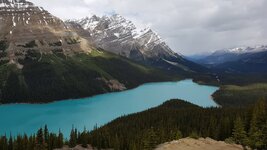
[35,128,45,150]
[232,117,248,146]
[36,128,44,144]
[16,135,24,150]
[80,128,89,148]
[28,135,35,150]
[57,129,64,148]
[1,136,8,150]
[8,135,13,150]
[22,134,28,150]
[44,125,49,144]
[74,128,78,146]
[69,127,77,148]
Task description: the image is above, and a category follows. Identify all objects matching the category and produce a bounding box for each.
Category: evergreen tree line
[0,125,64,150]
[0,99,267,150]
[232,99,267,149]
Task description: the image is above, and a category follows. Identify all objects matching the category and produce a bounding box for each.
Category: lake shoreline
[0,79,219,136]
[0,78,185,106]
[0,78,221,106]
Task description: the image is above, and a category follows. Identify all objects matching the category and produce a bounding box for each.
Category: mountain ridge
[66,14,207,74]
[193,45,267,65]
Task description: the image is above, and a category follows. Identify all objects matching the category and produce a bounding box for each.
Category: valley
[0,0,267,150]
[0,0,206,104]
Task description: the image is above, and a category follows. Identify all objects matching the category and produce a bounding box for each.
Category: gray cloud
[31,0,267,55]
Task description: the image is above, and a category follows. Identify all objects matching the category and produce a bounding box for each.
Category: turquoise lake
[0,79,219,136]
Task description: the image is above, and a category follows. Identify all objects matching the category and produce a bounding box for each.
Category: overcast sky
[31,0,267,55]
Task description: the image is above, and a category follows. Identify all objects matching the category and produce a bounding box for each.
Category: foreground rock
[155,138,245,150]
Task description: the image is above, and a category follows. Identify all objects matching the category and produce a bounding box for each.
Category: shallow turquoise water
[0,79,218,136]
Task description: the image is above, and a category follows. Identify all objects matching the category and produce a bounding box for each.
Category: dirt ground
[54,145,113,150]
[155,138,245,150]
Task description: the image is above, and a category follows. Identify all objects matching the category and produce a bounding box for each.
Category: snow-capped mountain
[67,14,205,73]
[213,45,267,55]
[0,0,68,39]
[0,0,92,68]
[195,45,267,65]
[69,14,177,59]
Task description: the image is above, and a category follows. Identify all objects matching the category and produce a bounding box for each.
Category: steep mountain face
[0,0,170,104]
[67,14,206,74]
[0,0,92,68]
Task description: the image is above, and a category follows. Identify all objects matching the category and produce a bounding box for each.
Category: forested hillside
[0,49,172,104]
[213,83,267,107]
[87,99,267,150]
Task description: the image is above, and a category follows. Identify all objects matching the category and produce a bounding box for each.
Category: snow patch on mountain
[215,45,267,54]
[0,0,64,27]
[0,0,93,68]
[70,14,166,48]
[65,13,199,73]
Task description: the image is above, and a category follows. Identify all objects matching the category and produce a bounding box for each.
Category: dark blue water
[0,79,218,136]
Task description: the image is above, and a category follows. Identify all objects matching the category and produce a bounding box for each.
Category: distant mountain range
[190,45,267,73]
[0,0,205,104]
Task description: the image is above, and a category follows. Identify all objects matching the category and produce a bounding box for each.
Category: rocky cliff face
[0,0,92,68]
[69,14,179,60]
[67,14,205,73]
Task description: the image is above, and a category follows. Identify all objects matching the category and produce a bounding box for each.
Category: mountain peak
[110,14,126,21]
[0,0,92,69]
[0,0,34,9]
[68,14,185,67]
[0,0,66,36]
[0,0,28,4]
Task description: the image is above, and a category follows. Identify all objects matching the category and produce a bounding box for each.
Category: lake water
[0,79,219,136]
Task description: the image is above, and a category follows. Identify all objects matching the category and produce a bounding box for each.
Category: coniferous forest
[1,99,267,150]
